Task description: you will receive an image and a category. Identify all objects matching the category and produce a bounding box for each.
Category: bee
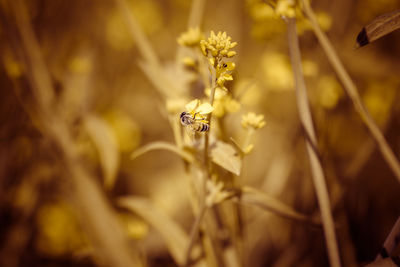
[180,112,210,132]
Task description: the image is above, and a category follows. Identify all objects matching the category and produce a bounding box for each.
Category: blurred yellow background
[1,0,400,266]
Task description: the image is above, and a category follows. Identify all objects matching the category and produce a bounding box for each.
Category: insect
[180,112,210,132]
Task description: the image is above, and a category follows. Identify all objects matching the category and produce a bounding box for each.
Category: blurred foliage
[1,0,400,267]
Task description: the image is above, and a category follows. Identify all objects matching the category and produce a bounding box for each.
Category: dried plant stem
[204,66,217,176]
[115,0,178,98]
[302,1,400,184]
[9,0,54,113]
[8,1,143,266]
[286,18,341,267]
[184,203,207,267]
[187,0,206,28]
[115,0,158,66]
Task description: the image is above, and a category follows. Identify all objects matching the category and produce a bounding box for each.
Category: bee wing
[182,124,196,144]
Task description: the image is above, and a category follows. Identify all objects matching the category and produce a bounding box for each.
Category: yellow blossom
[317,76,343,110]
[3,52,23,78]
[204,88,241,117]
[217,73,233,87]
[181,57,197,68]
[205,87,227,100]
[302,59,318,77]
[261,52,294,91]
[275,0,297,18]
[244,144,254,154]
[177,27,205,47]
[185,99,214,122]
[216,62,236,87]
[224,98,241,113]
[241,112,266,129]
[200,31,237,60]
[213,97,241,118]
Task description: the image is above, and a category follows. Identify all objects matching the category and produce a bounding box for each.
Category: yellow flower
[241,112,266,129]
[185,99,214,122]
[204,88,241,117]
[261,52,294,91]
[275,0,297,18]
[224,98,241,113]
[181,57,197,68]
[200,31,237,59]
[216,62,236,87]
[204,87,227,99]
[317,76,343,109]
[217,73,233,87]
[177,27,205,47]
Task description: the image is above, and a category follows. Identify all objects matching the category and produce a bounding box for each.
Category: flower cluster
[275,0,297,18]
[200,31,237,61]
[177,27,205,47]
[241,112,266,130]
[201,31,237,94]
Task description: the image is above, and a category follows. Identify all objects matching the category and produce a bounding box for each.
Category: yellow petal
[185,99,199,112]
[244,144,254,154]
[227,51,237,58]
[224,62,235,71]
[223,73,233,80]
[196,103,214,114]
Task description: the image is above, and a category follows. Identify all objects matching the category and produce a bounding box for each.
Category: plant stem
[187,0,206,28]
[286,17,341,267]
[115,0,178,98]
[204,65,217,176]
[184,203,207,267]
[115,0,158,66]
[301,0,400,184]
[8,1,143,266]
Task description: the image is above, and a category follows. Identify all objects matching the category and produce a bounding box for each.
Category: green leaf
[131,141,195,163]
[117,196,201,266]
[84,114,119,190]
[210,140,242,175]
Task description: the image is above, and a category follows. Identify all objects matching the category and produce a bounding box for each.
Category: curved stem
[286,17,341,267]
[204,64,217,177]
[184,203,207,267]
[301,0,400,184]
[187,0,206,29]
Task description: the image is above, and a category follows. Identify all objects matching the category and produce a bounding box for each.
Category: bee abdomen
[200,123,209,132]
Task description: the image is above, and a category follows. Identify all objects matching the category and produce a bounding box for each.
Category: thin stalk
[9,0,54,113]
[301,0,400,184]
[8,1,143,266]
[243,128,255,153]
[184,203,207,267]
[115,0,178,98]
[114,0,158,66]
[286,18,341,267]
[204,65,217,176]
[187,0,206,29]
